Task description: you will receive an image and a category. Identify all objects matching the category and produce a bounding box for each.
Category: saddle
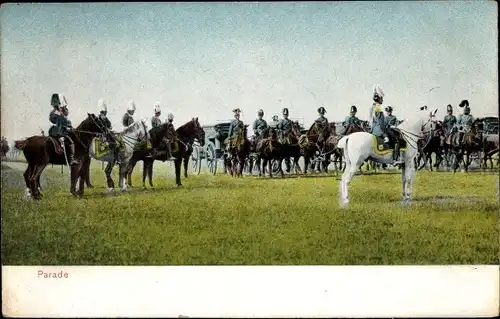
[372,134,407,155]
[48,136,65,155]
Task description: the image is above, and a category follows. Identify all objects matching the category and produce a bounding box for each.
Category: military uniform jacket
[48,110,72,137]
[344,115,360,126]
[315,116,328,127]
[99,114,112,130]
[384,115,398,130]
[371,113,386,137]
[122,113,134,127]
[228,119,244,138]
[277,118,292,133]
[252,118,268,136]
[443,115,456,132]
[456,114,474,130]
[151,116,162,128]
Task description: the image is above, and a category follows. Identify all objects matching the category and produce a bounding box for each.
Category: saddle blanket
[372,135,407,155]
[93,137,128,158]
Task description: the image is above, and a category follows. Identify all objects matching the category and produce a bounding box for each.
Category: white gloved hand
[383,137,389,143]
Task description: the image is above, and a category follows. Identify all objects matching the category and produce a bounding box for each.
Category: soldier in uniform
[443,104,457,146]
[384,106,403,165]
[454,100,474,145]
[271,115,279,127]
[151,102,162,128]
[252,109,268,137]
[277,108,293,172]
[225,108,244,150]
[122,100,136,127]
[164,112,176,160]
[97,99,121,164]
[343,105,361,128]
[315,107,328,128]
[369,85,386,139]
[48,94,78,165]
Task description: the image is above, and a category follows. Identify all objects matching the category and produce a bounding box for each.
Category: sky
[1,1,498,141]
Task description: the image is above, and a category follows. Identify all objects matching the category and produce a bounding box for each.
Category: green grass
[1,160,499,265]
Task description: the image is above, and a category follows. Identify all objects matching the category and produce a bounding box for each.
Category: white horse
[88,119,150,192]
[337,107,437,206]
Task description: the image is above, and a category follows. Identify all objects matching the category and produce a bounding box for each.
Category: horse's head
[176,117,205,146]
[399,107,438,138]
[291,121,302,137]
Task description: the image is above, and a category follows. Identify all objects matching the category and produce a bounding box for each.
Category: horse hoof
[177,184,183,187]
[87,184,94,188]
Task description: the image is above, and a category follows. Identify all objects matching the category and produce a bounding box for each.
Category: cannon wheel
[191,144,202,175]
[205,141,217,175]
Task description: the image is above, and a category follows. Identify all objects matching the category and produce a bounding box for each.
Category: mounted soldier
[165,112,176,160]
[277,108,293,172]
[343,105,361,128]
[384,105,403,165]
[271,115,279,127]
[48,93,78,165]
[315,107,328,128]
[454,100,475,145]
[252,109,268,137]
[443,104,457,146]
[151,102,162,128]
[98,99,121,164]
[122,100,136,127]
[225,108,245,151]
[369,85,386,139]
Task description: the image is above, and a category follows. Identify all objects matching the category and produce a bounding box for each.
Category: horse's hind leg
[183,156,189,178]
[147,159,154,187]
[24,165,33,199]
[104,162,115,192]
[30,163,48,200]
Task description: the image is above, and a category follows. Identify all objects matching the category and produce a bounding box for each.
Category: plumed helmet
[167,112,174,121]
[98,99,107,113]
[317,107,326,115]
[58,94,68,107]
[233,108,241,114]
[257,109,264,116]
[373,84,385,99]
[282,108,289,115]
[350,105,357,113]
[446,104,453,112]
[154,102,161,114]
[459,100,469,108]
[385,106,393,113]
[127,100,136,112]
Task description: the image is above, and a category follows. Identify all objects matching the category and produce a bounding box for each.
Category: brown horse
[448,120,483,172]
[15,113,105,200]
[481,134,499,170]
[126,118,205,187]
[299,121,333,174]
[225,125,251,177]
[320,122,344,174]
[252,126,285,177]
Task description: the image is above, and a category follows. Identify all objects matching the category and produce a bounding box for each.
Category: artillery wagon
[189,121,238,175]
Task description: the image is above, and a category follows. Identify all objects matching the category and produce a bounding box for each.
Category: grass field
[1,160,499,265]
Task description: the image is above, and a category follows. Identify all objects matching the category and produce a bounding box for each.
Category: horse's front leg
[268,158,273,178]
[174,158,182,186]
[119,162,128,192]
[76,163,85,197]
[105,161,115,192]
[183,155,189,178]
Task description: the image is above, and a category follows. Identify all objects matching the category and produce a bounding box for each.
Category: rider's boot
[166,142,176,160]
[68,143,79,166]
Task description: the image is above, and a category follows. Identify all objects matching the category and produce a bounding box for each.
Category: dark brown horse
[126,118,205,187]
[447,120,483,172]
[416,120,445,171]
[481,134,499,170]
[225,125,251,177]
[15,113,105,200]
[252,126,285,177]
[320,122,344,174]
[299,121,333,174]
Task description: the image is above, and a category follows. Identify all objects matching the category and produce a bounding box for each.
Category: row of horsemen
[47,94,178,166]
[225,86,477,168]
[46,86,477,171]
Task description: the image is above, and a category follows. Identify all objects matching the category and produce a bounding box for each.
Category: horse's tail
[14,139,28,150]
[337,136,350,166]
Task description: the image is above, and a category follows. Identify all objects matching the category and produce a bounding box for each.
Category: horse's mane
[149,122,169,141]
[122,120,145,134]
[176,119,195,137]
